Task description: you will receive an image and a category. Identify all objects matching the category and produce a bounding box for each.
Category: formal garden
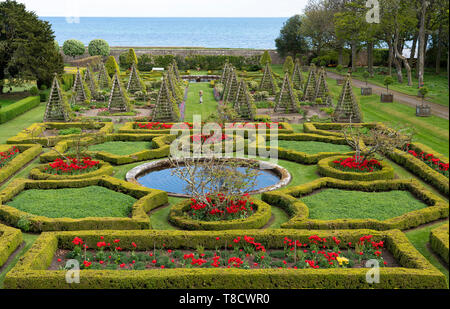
[0,0,449,291]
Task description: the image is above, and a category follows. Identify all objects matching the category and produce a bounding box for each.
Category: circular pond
[126,158,291,197]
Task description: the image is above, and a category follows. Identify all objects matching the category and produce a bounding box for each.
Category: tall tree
[275,15,308,57]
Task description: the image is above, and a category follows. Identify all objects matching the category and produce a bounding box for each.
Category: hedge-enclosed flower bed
[318,156,395,181]
[0,223,22,268]
[429,224,449,265]
[0,144,42,184]
[29,160,114,180]
[169,198,271,230]
[262,178,449,231]
[4,229,447,289]
[0,176,167,232]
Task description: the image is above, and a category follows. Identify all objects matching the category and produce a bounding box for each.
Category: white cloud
[15,0,308,17]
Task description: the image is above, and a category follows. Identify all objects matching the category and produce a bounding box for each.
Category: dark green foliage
[88,39,110,57]
[62,39,85,58]
[275,15,308,58]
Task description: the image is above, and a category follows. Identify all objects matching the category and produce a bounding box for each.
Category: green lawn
[87,141,153,156]
[7,186,136,218]
[183,82,218,122]
[0,103,45,144]
[273,140,353,154]
[301,189,427,220]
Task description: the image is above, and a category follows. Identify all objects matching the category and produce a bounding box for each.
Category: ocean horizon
[42,17,288,49]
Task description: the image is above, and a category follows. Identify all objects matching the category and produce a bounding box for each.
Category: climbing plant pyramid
[332,74,363,123]
[234,80,255,120]
[70,67,90,105]
[259,62,278,95]
[171,59,182,82]
[108,73,130,112]
[314,67,332,106]
[220,61,231,84]
[167,65,184,104]
[151,74,180,122]
[44,74,71,122]
[84,66,99,100]
[302,64,317,102]
[127,63,145,94]
[223,68,239,103]
[97,63,112,89]
[291,59,303,90]
[274,72,299,113]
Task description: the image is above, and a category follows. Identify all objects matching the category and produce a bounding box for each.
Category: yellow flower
[337,257,349,266]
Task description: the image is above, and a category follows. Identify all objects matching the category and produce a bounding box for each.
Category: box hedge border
[317,155,395,181]
[168,198,271,230]
[0,144,43,184]
[429,223,449,265]
[0,176,167,232]
[262,178,449,231]
[3,229,447,289]
[29,160,114,180]
[7,122,114,146]
[0,223,22,268]
[39,134,175,165]
[303,122,379,137]
[0,96,40,124]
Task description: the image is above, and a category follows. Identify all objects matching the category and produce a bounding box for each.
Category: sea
[42,17,288,49]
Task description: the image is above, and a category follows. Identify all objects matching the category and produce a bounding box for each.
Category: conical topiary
[314,67,332,106]
[127,63,146,94]
[223,68,239,103]
[97,62,112,89]
[234,80,255,120]
[151,74,180,122]
[70,67,91,105]
[108,73,130,112]
[44,74,71,122]
[291,59,303,90]
[274,72,299,113]
[84,66,99,100]
[302,64,317,102]
[332,74,363,123]
[259,62,278,95]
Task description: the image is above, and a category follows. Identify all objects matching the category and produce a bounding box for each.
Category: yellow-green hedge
[430,223,449,265]
[168,198,271,230]
[262,178,449,230]
[29,160,114,180]
[303,122,379,137]
[0,144,42,184]
[7,122,114,146]
[0,176,167,232]
[0,223,22,268]
[4,229,447,289]
[317,156,395,181]
[0,96,40,124]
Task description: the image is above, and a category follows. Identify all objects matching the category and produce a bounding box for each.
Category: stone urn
[416,104,432,117]
[361,87,372,96]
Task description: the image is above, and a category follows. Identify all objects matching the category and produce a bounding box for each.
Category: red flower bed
[224,122,283,129]
[135,122,193,130]
[53,234,389,270]
[44,157,100,175]
[332,156,382,173]
[190,133,231,144]
[188,193,255,221]
[0,146,20,169]
[406,149,449,178]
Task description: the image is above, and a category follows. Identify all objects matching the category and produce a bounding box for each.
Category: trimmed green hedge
[7,122,114,146]
[317,156,395,181]
[0,223,22,268]
[0,96,40,124]
[430,224,449,265]
[29,160,114,180]
[0,144,43,184]
[0,176,167,232]
[303,122,379,137]
[262,178,449,230]
[40,134,175,165]
[4,229,447,289]
[168,198,271,230]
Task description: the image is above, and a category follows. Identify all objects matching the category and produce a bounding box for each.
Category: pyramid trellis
[302,64,317,102]
[274,72,299,114]
[314,67,332,106]
[167,66,184,104]
[332,74,363,123]
[44,74,71,122]
[291,60,303,90]
[171,60,182,82]
[84,67,99,99]
[108,73,129,112]
[70,68,88,105]
[223,68,239,103]
[97,63,111,89]
[259,62,277,95]
[127,63,144,94]
[234,80,254,120]
[220,61,231,84]
[151,75,180,122]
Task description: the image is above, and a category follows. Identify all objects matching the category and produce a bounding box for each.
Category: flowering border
[0,176,167,232]
[0,223,22,268]
[262,177,449,231]
[0,144,42,184]
[4,229,447,289]
[29,160,114,180]
[430,224,449,265]
[168,198,271,230]
[317,156,395,181]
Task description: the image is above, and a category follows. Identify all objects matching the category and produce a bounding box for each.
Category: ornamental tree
[88,39,110,57]
[275,15,308,58]
[383,76,394,94]
[105,56,120,77]
[62,39,85,58]
[259,50,272,66]
[283,56,295,76]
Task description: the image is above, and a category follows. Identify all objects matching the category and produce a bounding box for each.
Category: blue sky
[16,0,308,17]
